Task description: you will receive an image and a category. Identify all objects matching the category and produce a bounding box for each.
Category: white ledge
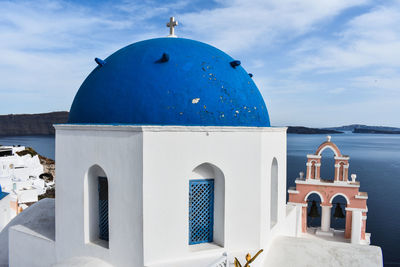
[295,179,360,188]
[334,156,350,160]
[54,124,287,133]
[287,202,307,207]
[345,207,368,212]
[307,154,321,159]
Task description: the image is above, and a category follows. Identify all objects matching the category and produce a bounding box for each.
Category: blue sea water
[0,135,55,159]
[1,134,398,265]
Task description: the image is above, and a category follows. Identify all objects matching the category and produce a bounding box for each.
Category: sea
[0,133,398,265]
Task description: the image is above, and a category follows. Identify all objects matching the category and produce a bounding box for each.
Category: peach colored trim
[361,212,367,240]
[10,200,18,211]
[315,141,342,157]
[315,162,321,179]
[361,220,366,240]
[302,206,307,233]
[311,161,315,179]
[289,183,367,209]
[345,210,352,239]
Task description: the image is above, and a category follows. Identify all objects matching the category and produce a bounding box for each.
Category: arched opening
[189,163,225,247]
[305,192,323,231]
[320,149,335,182]
[85,164,109,248]
[310,161,316,179]
[270,158,278,229]
[330,194,348,230]
[338,162,346,181]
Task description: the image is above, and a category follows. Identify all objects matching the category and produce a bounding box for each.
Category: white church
[0,18,382,267]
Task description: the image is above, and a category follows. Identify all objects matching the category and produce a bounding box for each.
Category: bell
[333,203,345,219]
[308,200,320,217]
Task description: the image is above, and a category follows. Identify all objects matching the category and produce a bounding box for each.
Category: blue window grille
[98,176,109,241]
[189,179,214,245]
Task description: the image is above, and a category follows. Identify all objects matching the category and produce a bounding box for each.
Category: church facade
[52,30,294,266]
[52,124,289,267]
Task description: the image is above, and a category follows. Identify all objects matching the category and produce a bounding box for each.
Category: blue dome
[68,38,270,127]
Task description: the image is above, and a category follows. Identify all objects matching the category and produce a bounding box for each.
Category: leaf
[234,257,243,267]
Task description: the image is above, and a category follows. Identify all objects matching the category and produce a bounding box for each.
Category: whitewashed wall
[9,225,56,267]
[55,126,144,267]
[140,126,287,266]
[52,125,290,267]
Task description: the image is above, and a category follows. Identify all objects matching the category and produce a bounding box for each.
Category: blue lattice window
[189,179,214,245]
[98,176,109,241]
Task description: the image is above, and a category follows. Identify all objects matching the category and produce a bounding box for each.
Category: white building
[0,146,48,230]
[0,146,44,192]
[0,19,383,267]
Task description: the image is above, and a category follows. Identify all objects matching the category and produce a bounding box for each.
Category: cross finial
[166,17,178,37]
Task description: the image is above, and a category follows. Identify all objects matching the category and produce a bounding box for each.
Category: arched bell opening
[320,149,335,182]
[330,195,348,230]
[305,193,323,230]
[310,161,316,179]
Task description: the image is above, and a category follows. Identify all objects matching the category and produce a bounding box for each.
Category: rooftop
[68,37,270,127]
[264,236,382,267]
[0,198,54,265]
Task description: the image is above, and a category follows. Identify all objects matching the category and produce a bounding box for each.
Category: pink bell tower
[288,136,370,244]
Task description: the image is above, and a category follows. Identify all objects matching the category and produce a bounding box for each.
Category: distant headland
[287,126,343,134]
[288,124,400,134]
[324,124,400,134]
[0,111,68,136]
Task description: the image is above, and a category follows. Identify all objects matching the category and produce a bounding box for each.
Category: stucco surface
[0,198,55,267]
[53,124,288,267]
[53,256,113,267]
[263,236,383,267]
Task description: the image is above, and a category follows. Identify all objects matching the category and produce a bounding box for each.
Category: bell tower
[288,136,369,245]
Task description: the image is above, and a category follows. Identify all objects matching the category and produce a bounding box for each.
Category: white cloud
[180,0,369,52]
[289,4,400,73]
[0,1,140,113]
[0,0,399,126]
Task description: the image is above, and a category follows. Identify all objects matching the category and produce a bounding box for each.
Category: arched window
[270,158,278,229]
[85,165,109,248]
[189,163,225,247]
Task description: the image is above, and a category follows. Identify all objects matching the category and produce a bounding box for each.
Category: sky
[0,0,399,127]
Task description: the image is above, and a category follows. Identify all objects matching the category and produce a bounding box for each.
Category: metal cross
[166,17,178,37]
